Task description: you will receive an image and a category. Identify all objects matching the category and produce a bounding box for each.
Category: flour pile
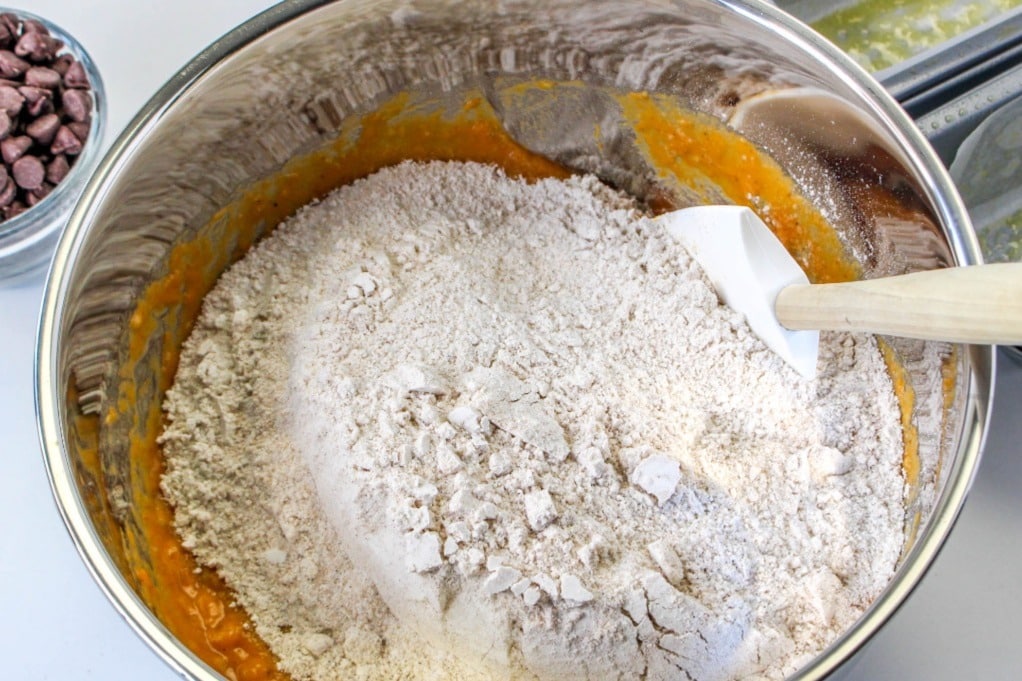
[160,161,906,681]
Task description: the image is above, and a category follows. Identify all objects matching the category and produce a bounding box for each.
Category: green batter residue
[980,208,1022,263]
[811,0,1022,71]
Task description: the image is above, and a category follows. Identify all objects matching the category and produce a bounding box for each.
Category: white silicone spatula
[656,205,1022,379]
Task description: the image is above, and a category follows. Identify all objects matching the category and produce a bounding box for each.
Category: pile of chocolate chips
[0,12,93,223]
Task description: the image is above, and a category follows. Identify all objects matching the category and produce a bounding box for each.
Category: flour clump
[160,160,906,680]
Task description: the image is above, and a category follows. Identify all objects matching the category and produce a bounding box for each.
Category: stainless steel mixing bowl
[36,1,993,679]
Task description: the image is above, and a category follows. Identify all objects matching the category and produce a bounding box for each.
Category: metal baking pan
[777,1,1022,161]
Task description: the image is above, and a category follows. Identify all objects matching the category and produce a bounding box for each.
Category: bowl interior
[39,1,991,679]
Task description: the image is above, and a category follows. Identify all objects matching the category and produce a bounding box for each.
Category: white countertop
[2,2,1020,679]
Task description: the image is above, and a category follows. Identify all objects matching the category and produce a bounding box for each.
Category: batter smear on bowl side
[159,160,905,680]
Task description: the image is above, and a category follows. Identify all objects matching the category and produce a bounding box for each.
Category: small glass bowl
[0,7,106,284]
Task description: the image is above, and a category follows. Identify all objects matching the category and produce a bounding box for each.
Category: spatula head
[657,206,819,379]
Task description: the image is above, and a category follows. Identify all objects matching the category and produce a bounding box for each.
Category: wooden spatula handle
[775,262,1022,344]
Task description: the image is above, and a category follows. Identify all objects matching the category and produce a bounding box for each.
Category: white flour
[160,161,906,681]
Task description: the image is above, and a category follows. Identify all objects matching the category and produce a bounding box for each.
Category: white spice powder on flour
[160,160,906,681]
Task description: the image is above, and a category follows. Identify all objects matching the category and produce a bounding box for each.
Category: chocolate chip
[18,83,46,101]
[26,181,52,206]
[4,199,26,219]
[25,90,54,117]
[0,49,28,77]
[0,14,17,49]
[50,53,72,76]
[22,20,51,36]
[50,125,82,155]
[63,59,88,88]
[0,84,22,116]
[22,87,55,118]
[61,88,91,122]
[1,134,30,164]
[25,66,60,89]
[19,85,54,118]
[12,154,43,190]
[0,176,14,207]
[66,120,89,143]
[45,153,68,184]
[15,32,62,62]
[26,112,59,145]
